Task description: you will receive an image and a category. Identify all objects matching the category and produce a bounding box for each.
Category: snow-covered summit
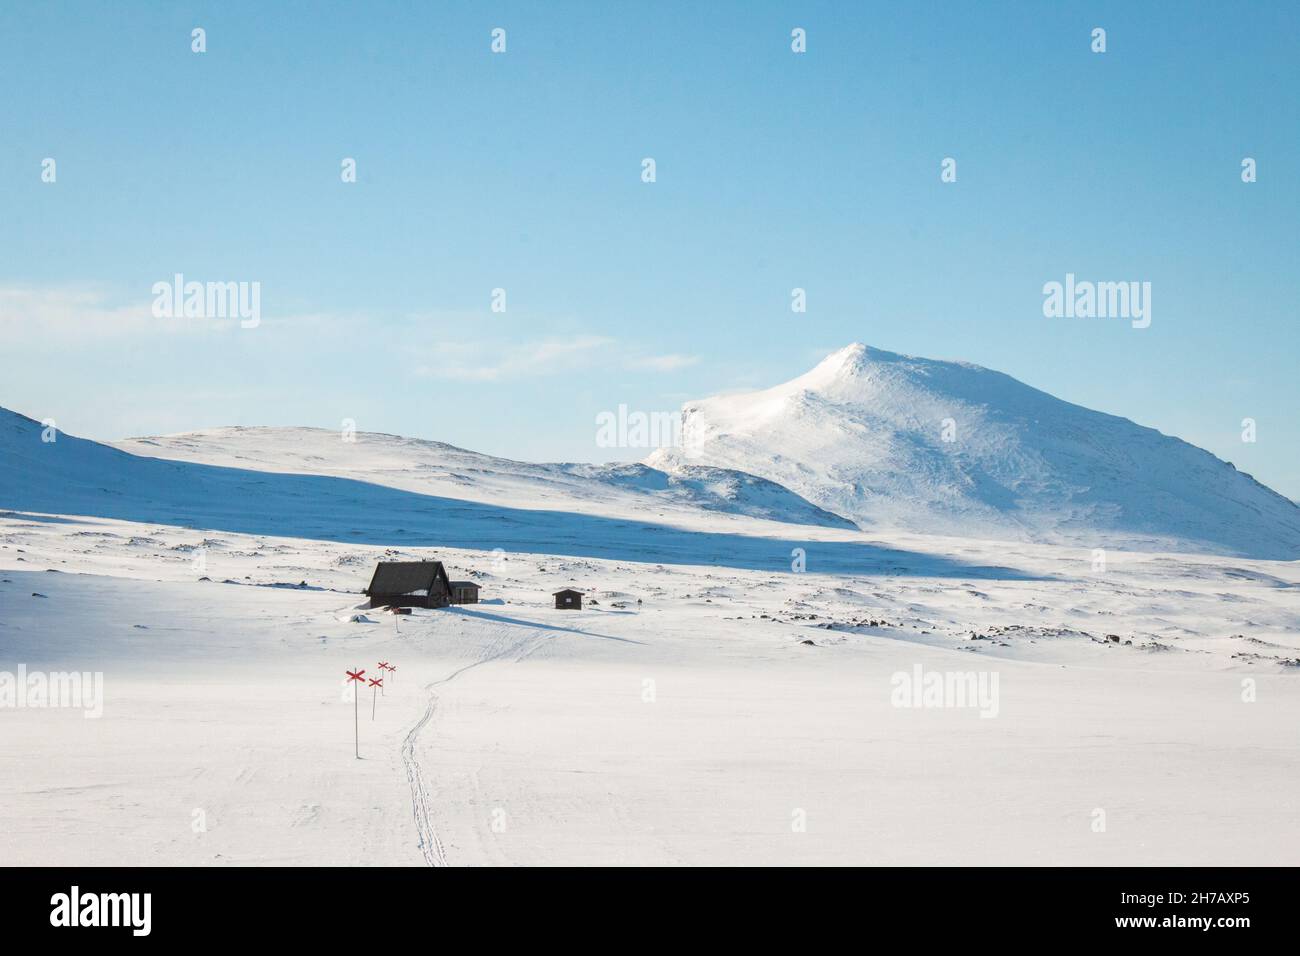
[649,344,1300,558]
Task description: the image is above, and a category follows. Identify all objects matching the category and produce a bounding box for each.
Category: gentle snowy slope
[10,407,975,577]
[112,423,852,530]
[650,344,1300,559]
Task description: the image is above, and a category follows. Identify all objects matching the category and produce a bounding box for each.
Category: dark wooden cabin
[553,588,583,610]
[366,561,453,609]
[449,581,480,605]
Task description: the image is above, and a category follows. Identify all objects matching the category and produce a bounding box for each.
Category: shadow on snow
[443,606,645,644]
[2,437,1044,581]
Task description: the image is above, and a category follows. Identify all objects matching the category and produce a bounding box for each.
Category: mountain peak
[786,343,911,399]
[663,346,1300,558]
[796,344,985,397]
[805,342,874,382]
[826,341,870,364]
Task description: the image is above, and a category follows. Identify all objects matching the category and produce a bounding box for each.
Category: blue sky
[3,1,1297,497]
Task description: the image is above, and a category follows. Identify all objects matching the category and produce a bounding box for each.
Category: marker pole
[345,668,366,758]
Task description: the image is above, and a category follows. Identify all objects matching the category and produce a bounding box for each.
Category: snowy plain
[2,385,1298,866]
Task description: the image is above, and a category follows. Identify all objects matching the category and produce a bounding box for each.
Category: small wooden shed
[365,561,453,609]
[553,588,583,610]
[449,581,480,605]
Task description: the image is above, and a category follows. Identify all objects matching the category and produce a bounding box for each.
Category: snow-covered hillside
[3,407,901,575]
[649,344,1300,559]
[112,423,852,530]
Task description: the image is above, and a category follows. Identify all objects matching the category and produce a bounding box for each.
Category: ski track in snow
[402,690,447,867]
[401,620,553,867]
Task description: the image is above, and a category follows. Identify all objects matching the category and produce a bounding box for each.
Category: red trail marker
[346,668,366,758]
[369,676,383,720]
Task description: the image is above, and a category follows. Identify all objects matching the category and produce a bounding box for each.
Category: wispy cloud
[0,285,159,341]
[628,353,700,372]
[2,284,704,387]
[415,335,616,382]
[0,284,419,348]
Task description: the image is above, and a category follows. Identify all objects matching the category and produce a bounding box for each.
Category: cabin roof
[448,580,479,589]
[367,561,448,595]
[552,588,584,597]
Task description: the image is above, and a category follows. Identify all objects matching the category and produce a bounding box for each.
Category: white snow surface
[650,344,1300,559]
[2,398,1299,866]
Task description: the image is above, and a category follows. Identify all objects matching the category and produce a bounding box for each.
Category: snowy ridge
[111,422,851,530]
[649,344,1300,559]
[0,406,855,557]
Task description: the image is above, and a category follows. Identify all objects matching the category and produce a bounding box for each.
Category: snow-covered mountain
[6,341,1298,561]
[0,407,850,541]
[648,344,1300,559]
